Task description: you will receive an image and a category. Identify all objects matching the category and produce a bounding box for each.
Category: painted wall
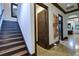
[66,11,79,18]
[17,3,35,54]
[36,3,67,45]
[0,3,3,15]
[65,11,79,34]
[3,3,17,21]
[17,3,67,54]
[35,4,67,45]
[41,3,66,45]
[0,3,4,30]
[33,3,67,46]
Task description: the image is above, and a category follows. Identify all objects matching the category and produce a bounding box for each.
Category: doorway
[34,3,49,51]
[58,14,63,40]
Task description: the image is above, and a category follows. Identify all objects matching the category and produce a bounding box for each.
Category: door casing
[34,3,49,55]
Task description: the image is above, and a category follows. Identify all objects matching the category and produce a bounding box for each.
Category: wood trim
[34,3,49,55]
[47,40,60,49]
[30,53,36,56]
[58,14,64,40]
[34,3,37,56]
[77,3,79,9]
[52,3,79,14]
[36,3,48,10]
[52,3,66,14]
[66,9,79,14]
[63,37,68,40]
[69,17,79,19]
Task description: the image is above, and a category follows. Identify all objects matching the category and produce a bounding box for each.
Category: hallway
[37,34,79,56]
[0,3,79,56]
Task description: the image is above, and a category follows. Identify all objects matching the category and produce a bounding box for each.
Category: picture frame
[11,3,18,18]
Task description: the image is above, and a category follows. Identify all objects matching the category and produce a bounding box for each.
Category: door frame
[34,3,49,55]
[58,14,63,40]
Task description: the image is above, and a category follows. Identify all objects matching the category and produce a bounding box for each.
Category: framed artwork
[53,14,59,38]
[11,3,18,18]
[67,23,71,29]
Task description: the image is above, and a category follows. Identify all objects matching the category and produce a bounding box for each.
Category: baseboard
[47,44,54,49]
[29,53,36,56]
[31,53,36,56]
[47,40,60,49]
[63,36,68,40]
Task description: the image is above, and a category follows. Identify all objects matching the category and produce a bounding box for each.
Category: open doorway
[34,3,49,55]
[67,16,79,35]
[58,14,63,40]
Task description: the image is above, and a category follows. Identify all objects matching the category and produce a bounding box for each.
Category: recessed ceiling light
[67,4,71,7]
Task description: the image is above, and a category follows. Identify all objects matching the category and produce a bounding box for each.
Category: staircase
[0,20,29,56]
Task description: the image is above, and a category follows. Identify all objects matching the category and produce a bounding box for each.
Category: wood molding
[52,3,66,14]
[34,3,49,55]
[36,3,48,9]
[63,37,68,40]
[28,53,36,56]
[11,3,18,18]
[47,40,60,49]
[52,3,79,14]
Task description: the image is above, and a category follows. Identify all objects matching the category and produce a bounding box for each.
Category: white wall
[35,4,67,45]
[34,3,67,45]
[0,3,3,15]
[0,3,4,30]
[3,3,17,22]
[65,11,79,34]
[17,3,67,54]
[41,3,66,45]
[66,11,79,18]
[17,3,35,54]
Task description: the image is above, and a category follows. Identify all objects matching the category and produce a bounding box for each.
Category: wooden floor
[37,34,79,56]
[37,44,69,56]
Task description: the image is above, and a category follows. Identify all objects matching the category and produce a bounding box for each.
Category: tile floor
[37,34,79,56]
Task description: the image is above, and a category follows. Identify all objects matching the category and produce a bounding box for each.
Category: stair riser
[22,53,29,56]
[0,42,25,51]
[0,35,22,39]
[0,38,23,45]
[3,21,18,23]
[2,23,19,26]
[1,29,20,31]
[2,26,20,29]
[1,27,20,29]
[0,31,20,35]
[2,23,19,25]
[0,48,26,56]
[0,32,21,35]
[0,20,29,56]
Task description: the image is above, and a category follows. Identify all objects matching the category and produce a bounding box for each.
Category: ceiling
[52,3,79,14]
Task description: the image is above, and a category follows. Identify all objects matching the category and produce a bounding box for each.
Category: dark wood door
[37,10,49,48]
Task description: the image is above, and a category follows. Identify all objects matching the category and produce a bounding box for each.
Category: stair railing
[0,9,4,30]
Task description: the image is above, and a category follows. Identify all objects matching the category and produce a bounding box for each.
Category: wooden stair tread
[0,20,29,56]
[11,50,27,56]
[0,45,25,55]
[0,41,24,47]
[0,37,23,41]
